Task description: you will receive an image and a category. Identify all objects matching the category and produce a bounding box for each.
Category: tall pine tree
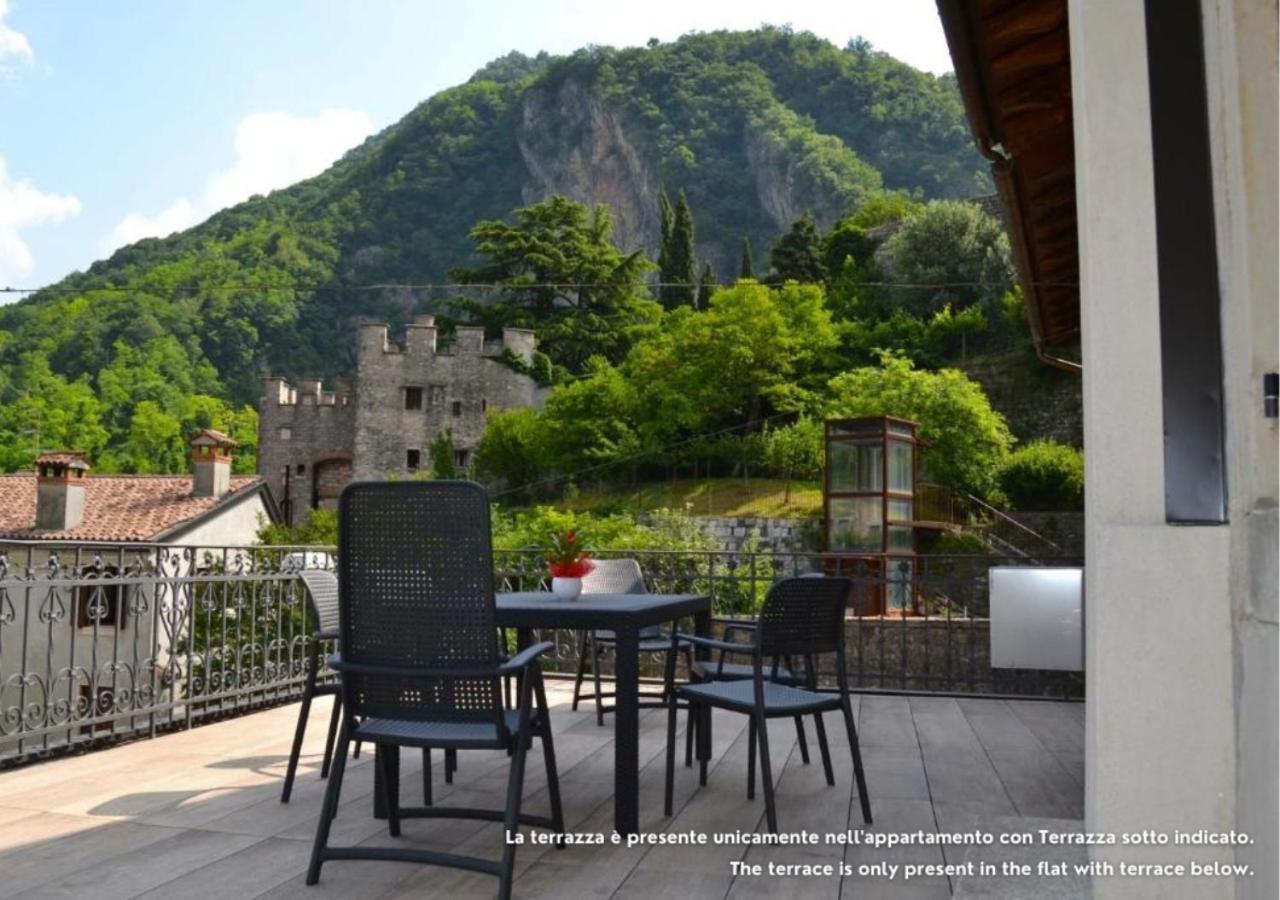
[770,213,826,284]
[659,191,697,307]
[697,261,717,308]
[740,237,754,279]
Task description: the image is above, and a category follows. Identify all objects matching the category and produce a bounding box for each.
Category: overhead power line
[0,278,1077,297]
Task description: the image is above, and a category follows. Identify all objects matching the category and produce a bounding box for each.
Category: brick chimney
[35,451,90,531]
[190,429,237,498]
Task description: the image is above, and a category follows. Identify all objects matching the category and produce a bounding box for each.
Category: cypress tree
[740,237,754,279]
[656,191,674,304]
[661,191,696,307]
[696,261,717,308]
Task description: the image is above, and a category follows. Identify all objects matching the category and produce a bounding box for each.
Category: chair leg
[590,635,605,727]
[445,748,456,784]
[320,694,342,779]
[422,748,432,806]
[305,720,350,885]
[682,646,696,767]
[377,743,402,838]
[747,716,757,800]
[698,703,709,786]
[281,666,315,803]
[684,702,695,767]
[498,718,531,900]
[755,710,778,833]
[534,672,565,842]
[841,700,873,825]
[812,712,835,786]
[793,715,811,765]
[571,631,589,711]
[664,689,679,816]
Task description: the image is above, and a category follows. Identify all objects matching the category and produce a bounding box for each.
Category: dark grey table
[497,591,712,836]
[371,591,711,835]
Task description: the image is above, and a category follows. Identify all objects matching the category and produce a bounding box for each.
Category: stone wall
[691,516,815,553]
[352,319,546,481]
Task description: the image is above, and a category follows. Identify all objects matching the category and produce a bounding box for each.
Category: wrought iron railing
[1,541,1082,765]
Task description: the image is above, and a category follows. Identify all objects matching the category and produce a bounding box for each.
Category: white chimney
[190,430,237,498]
[35,451,90,531]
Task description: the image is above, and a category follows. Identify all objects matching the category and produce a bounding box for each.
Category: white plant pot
[551,577,583,601]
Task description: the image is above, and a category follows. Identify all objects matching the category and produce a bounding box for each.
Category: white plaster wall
[1201,0,1279,896]
[167,492,272,548]
[1070,1,1278,897]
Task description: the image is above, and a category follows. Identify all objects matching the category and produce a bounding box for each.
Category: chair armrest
[721,622,758,642]
[498,641,555,674]
[675,633,757,655]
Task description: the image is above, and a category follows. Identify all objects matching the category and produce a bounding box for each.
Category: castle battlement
[261,376,351,408]
[358,318,536,364]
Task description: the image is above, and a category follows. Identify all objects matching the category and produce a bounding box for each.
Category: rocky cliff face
[518,81,661,255]
[517,80,854,277]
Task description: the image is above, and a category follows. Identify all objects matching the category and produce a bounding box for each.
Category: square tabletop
[495,592,710,630]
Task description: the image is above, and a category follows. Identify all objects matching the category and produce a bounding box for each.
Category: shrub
[998,441,1084,511]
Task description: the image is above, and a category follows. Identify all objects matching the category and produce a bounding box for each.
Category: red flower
[549,558,595,579]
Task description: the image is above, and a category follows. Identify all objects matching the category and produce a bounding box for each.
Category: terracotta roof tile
[0,473,265,542]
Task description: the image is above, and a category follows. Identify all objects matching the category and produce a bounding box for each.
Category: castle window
[406,449,421,471]
[454,449,469,469]
[278,427,292,440]
[404,386,423,411]
[451,400,462,417]
[481,398,488,412]
[296,464,306,475]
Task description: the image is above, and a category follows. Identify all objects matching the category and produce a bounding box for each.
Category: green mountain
[0,27,986,472]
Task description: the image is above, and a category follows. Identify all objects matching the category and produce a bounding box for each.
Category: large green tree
[449,197,659,371]
[770,213,826,283]
[879,200,1013,316]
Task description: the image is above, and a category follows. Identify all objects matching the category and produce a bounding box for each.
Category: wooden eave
[937,0,1082,372]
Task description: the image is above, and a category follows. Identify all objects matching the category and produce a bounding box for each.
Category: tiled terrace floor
[0,683,1084,899]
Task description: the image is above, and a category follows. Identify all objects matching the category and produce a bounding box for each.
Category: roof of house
[34,451,90,469]
[936,0,1080,369]
[0,473,269,542]
[190,428,238,448]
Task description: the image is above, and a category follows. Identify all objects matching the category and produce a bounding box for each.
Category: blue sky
[0,0,953,293]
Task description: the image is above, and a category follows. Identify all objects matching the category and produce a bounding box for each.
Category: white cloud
[102,108,373,254]
[0,0,34,69]
[0,156,81,285]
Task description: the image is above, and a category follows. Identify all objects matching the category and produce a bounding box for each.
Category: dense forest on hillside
[0,28,998,475]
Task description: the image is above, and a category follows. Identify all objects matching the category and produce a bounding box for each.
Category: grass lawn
[558,478,823,519]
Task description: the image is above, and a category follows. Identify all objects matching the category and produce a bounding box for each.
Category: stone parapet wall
[692,516,813,553]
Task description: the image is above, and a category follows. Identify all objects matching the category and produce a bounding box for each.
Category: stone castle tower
[257,317,546,522]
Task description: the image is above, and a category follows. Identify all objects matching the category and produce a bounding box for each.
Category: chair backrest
[581,558,647,595]
[295,568,340,635]
[756,576,853,658]
[337,480,500,723]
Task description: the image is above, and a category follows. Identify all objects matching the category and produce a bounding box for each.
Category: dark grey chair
[306,481,564,898]
[571,559,695,729]
[662,576,872,833]
[282,569,455,804]
[281,568,349,803]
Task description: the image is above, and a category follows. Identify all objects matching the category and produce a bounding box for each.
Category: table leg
[614,623,639,835]
[373,744,400,819]
[693,608,712,766]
